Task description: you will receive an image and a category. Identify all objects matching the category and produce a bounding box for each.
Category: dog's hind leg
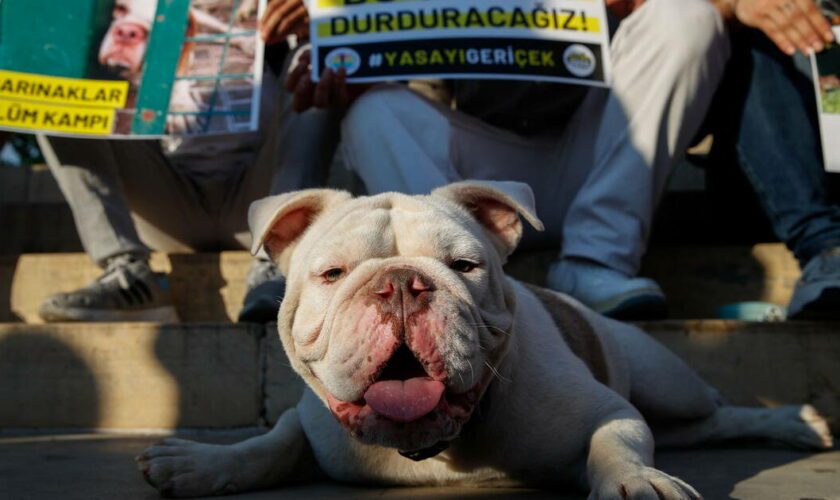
[137,408,313,497]
[526,288,722,421]
[602,321,833,450]
[597,317,723,421]
[653,404,834,450]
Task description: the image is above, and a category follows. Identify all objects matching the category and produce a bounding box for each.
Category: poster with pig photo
[813,24,840,172]
[0,0,265,137]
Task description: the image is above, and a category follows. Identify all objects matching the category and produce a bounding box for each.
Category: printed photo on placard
[0,0,264,138]
[813,24,840,172]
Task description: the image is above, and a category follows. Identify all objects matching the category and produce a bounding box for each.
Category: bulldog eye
[321,268,345,283]
[450,259,478,273]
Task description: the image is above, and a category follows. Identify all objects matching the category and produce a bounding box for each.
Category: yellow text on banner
[0,98,115,135]
[0,70,129,109]
[316,7,600,38]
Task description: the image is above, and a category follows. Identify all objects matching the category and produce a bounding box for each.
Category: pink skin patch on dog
[407,314,448,380]
[323,282,485,446]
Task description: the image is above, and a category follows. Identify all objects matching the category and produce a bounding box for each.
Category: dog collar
[398,440,450,461]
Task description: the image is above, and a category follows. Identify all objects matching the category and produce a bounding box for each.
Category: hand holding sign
[286,49,371,111]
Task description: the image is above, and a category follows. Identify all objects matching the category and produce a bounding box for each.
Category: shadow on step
[167,254,230,322]
[0,255,23,322]
[0,329,100,428]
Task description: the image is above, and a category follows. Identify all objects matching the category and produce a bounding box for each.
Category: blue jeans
[717,30,840,266]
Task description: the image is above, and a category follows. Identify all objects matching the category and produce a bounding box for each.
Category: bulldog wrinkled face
[283,194,516,452]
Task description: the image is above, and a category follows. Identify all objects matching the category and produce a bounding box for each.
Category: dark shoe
[238,258,286,323]
[39,255,178,322]
[546,258,668,320]
[788,247,840,320]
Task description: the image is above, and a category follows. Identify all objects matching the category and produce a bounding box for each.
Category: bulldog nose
[373,269,434,302]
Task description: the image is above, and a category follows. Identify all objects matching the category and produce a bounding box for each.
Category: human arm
[611,0,834,55]
[713,0,834,55]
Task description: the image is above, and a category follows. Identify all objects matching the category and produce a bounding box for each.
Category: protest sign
[812,26,840,172]
[0,0,265,138]
[309,0,613,87]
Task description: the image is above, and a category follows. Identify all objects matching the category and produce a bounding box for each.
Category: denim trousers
[717,30,840,266]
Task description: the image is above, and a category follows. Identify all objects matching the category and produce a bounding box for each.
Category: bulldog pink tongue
[364,377,445,423]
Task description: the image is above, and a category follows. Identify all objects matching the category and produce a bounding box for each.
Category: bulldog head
[250,182,543,454]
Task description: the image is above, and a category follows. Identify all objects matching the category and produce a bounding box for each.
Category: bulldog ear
[249,189,352,271]
[431,181,544,258]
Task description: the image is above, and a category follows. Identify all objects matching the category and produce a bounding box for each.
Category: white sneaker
[546,258,667,320]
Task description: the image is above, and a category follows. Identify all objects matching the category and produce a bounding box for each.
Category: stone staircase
[2,167,840,500]
[1,164,838,435]
[0,249,838,434]
[0,244,802,324]
[2,319,838,434]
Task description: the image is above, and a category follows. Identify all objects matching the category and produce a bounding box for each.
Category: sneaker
[546,258,667,320]
[787,247,840,320]
[238,258,286,323]
[38,255,178,322]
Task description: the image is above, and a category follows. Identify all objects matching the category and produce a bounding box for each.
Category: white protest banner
[309,0,612,87]
[812,26,840,172]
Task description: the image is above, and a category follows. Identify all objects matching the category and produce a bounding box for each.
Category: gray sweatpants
[38,83,339,267]
[339,0,730,276]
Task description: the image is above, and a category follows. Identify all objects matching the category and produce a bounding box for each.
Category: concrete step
[0,166,83,254]
[0,321,837,432]
[1,244,802,323]
[2,433,836,500]
[507,242,802,318]
[1,252,252,323]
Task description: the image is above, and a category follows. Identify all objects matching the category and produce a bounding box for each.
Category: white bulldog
[139,181,833,498]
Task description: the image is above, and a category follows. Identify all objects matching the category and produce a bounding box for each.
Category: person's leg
[730,32,840,264]
[222,44,342,323]
[339,83,571,200]
[720,31,840,319]
[339,83,462,196]
[37,137,215,322]
[232,103,340,322]
[222,99,340,248]
[36,136,198,321]
[546,0,730,318]
[340,83,581,253]
[37,135,150,265]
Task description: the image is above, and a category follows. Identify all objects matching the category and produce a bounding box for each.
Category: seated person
[707,0,840,319]
[287,0,732,319]
[37,0,338,323]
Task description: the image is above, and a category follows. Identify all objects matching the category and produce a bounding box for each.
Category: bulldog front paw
[590,467,701,500]
[137,438,243,497]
